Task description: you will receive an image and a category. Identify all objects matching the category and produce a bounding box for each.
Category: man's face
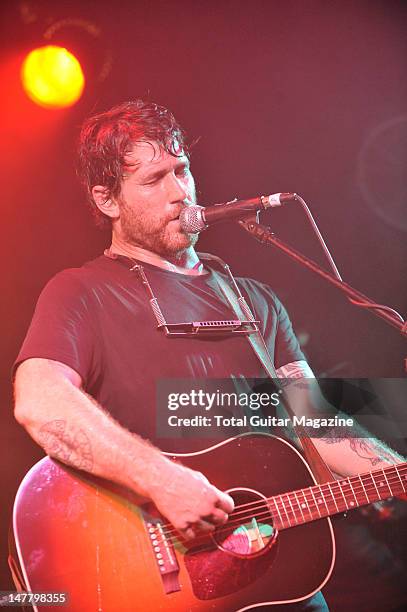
[115,140,198,257]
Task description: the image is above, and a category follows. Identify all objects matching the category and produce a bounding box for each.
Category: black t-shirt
[16,255,305,446]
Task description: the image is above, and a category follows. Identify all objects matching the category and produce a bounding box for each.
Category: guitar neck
[268,462,407,530]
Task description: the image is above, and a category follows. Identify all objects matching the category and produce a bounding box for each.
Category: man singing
[13,100,404,611]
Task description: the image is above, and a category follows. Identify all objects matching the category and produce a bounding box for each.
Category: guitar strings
[217,465,407,518]
[152,475,406,557]
[152,478,398,556]
[159,466,407,534]
[159,479,405,544]
[156,467,406,544]
[227,467,407,522]
[159,469,407,540]
[154,478,405,555]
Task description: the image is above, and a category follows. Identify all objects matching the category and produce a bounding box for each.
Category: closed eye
[175,164,190,178]
[143,177,160,186]
[141,160,190,185]
[142,171,166,186]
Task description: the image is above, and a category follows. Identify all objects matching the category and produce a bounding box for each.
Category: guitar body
[13,434,335,611]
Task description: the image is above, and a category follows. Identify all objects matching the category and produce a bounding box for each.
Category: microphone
[179,193,296,233]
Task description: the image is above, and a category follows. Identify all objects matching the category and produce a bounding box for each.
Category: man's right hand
[15,359,234,542]
[149,459,235,541]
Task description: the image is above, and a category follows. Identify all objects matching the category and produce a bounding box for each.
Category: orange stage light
[21,45,85,109]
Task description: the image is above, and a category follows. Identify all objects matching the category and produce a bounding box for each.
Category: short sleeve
[273,296,306,369]
[14,270,96,383]
[236,277,306,370]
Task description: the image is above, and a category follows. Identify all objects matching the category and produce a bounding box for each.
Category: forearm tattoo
[38,420,94,472]
[322,436,397,466]
[276,361,400,468]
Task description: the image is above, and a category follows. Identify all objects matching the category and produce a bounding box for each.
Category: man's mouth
[167,218,184,233]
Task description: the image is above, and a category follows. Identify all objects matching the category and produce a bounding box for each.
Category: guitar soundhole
[213,488,276,558]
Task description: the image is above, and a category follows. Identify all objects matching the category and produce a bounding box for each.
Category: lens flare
[21,45,85,109]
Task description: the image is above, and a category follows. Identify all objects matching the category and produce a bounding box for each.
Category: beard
[118,201,199,259]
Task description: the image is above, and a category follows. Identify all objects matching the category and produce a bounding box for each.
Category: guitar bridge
[141,505,181,594]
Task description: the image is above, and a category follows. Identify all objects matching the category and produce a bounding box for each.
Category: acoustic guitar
[12,433,406,611]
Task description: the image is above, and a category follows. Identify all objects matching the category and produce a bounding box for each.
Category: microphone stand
[237,215,407,338]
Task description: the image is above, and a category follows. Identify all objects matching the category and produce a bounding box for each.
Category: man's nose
[166,174,187,203]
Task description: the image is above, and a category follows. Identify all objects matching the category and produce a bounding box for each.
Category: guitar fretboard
[268,463,407,530]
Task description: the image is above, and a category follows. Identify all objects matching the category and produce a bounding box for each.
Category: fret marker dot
[350,501,355,506]
[379,482,384,486]
[301,503,306,509]
[318,499,323,504]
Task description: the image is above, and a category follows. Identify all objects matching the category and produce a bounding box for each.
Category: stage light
[21,45,85,109]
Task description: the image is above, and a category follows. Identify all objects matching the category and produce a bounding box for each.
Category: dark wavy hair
[77,100,187,228]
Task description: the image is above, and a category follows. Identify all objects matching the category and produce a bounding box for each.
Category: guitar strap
[201,253,335,484]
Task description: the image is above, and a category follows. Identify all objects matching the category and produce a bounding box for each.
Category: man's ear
[91,186,120,219]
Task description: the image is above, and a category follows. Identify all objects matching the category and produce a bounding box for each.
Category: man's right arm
[14,358,234,540]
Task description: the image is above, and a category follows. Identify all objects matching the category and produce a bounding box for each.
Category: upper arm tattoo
[276,360,315,388]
